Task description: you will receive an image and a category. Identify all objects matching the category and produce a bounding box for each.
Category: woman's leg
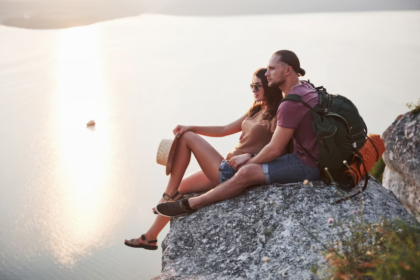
[126,170,215,245]
[125,132,222,245]
[163,132,224,198]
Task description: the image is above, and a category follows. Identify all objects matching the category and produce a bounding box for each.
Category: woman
[125,68,285,249]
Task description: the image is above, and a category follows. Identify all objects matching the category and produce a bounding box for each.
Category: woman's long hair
[247,68,283,120]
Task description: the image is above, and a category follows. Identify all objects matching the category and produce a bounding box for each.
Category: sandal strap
[141,234,157,244]
[162,192,171,201]
[162,191,183,202]
[171,191,183,201]
[128,238,140,245]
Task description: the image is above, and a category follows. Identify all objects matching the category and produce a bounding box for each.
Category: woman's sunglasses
[250,83,262,91]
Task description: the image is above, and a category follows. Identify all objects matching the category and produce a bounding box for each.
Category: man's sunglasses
[250,83,262,91]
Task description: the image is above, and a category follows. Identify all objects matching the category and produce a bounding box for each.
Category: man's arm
[247,126,295,164]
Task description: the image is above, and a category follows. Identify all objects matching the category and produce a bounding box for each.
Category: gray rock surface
[152,177,415,280]
[382,112,420,217]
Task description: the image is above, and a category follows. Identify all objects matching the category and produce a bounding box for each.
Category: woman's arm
[173,114,247,137]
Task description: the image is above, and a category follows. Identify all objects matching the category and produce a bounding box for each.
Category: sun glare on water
[44,26,114,266]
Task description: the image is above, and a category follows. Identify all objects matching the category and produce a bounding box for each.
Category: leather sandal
[124,234,158,250]
[152,191,183,214]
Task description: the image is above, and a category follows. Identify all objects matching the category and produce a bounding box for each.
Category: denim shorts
[262,153,320,184]
[218,154,320,184]
[219,159,237,183]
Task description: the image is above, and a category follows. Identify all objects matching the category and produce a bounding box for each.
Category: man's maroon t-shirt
[276,81,319,167]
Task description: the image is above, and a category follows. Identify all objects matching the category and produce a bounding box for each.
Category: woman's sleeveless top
[226,110,276,160]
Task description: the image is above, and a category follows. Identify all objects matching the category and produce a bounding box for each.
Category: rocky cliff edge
[152,177,415,280]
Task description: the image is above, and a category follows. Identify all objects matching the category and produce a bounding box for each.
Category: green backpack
[281,81,368,203]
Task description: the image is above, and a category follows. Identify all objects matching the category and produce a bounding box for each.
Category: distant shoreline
[0,1,144,29]
[2,15,140,30]
[1,0,419,29]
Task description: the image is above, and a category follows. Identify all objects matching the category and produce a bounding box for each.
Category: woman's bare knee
[182,131,198,141]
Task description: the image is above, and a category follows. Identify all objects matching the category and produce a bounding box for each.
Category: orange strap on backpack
[333,134,385,204]
[344,134,385,183]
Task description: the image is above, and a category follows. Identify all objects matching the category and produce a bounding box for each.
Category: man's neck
[279,76,301,96]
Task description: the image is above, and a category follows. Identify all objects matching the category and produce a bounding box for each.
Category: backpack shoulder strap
[280,94,312,110]
[282,94,301,102]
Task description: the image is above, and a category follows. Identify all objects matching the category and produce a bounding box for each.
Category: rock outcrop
[382,111,420,217]
[152,178,414,280]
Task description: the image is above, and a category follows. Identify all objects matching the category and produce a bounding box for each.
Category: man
[156,50,320,217]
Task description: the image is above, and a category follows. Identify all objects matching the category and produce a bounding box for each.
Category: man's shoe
[155,198,196,217]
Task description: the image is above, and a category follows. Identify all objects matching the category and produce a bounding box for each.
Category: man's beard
[268,73,286,88]
[268,79,284,88]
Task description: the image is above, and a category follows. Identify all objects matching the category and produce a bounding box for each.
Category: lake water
[0,11,419,280]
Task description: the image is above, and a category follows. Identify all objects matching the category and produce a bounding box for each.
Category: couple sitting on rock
[125,50,321,250]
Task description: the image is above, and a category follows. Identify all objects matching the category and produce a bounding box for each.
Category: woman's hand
[229,154,252,170]
[173,125,192,136]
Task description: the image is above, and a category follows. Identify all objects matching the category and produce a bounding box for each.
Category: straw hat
[156,134,180,175]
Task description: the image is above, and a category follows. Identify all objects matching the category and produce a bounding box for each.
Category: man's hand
[229,154,252,170]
